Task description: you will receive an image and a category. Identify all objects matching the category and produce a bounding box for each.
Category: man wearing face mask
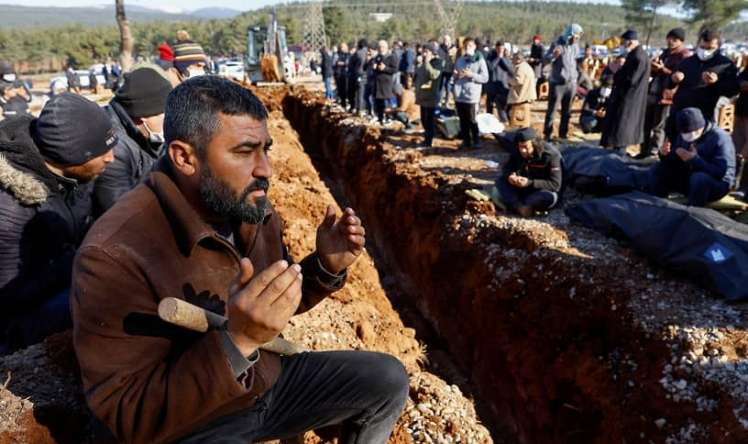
[580,75,613,134]
[543,23,583,141]
[639,28,691,159]
[453,38,489,149]
[601,30,650,154]
[649,107,735,206]
[93,68,172,216]
[170,31,209,84]
[665,29,739,142]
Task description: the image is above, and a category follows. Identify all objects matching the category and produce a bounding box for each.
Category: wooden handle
[158,297,226,333]
[157,297,303,355]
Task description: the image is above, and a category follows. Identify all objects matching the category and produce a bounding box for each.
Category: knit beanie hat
[173,31,207,73]
[32,93,117,166]
[114,67,173,118]
[677,108,706,133]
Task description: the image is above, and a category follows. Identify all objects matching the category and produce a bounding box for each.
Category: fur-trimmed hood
[0,115,58,205]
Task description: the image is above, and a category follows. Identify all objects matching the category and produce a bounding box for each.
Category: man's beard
[199,166,270,224]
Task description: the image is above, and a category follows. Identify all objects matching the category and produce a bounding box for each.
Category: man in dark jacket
[486,41,515,123]
[399,42,416,84]
[372,40,399,125]
[601,30,651,154]
[0,61,32,120]
[640,28,690,158]
[334,43,350,109]
[72,76,407,444]
[733,66,748,190]
[529,35,545,95]
[0,93,116,354]
[580,75,613,134]
[496,127,563,217]
[650,107,735,206]
[93,67,173,216]
[665,29,739,141]
[320,47,335,100]
[347,39,368,115]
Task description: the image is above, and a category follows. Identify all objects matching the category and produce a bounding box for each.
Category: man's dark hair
[495,40,505,48]
[463,37,475,46]
[164,75,268,157]
[357,38,368,49]
[699,29,721,43]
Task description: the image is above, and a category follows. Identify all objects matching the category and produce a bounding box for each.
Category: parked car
[218,60,245,81]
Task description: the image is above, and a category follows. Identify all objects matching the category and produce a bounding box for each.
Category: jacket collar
[108,100,163,158]
[146,156,273,256]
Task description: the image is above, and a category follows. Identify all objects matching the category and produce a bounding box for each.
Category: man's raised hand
[316,205,365,275]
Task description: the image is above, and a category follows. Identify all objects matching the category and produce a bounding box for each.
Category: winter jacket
[0,116,94,322]
[414,57,445,108]
[347,48,367,81]
[373,53,399,100]
[663,122,736,187]
[672,51,740,121]
[438,44,457,73]
[72,156,347,444]
[544,37,580,85]
[452,54,489,104]
[508,61,537,105]
[399,47,416,74]
[486,51,514,96]
[648,45,690,105]
[736,68,748,117]
[500,141,563,193]
[581,87,610,119]
[320,50,334,79]
[333,51,349,78]
[93,100,163,217]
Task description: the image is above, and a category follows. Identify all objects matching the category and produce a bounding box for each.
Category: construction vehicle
[246,10,292,84]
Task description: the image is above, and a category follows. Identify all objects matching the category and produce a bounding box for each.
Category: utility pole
[115,0,133,72]
[303,1,328,55]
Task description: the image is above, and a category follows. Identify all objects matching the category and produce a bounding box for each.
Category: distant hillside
[191,7,242,20]
[0,3,197,28]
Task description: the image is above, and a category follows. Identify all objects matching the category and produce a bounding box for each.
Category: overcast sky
[9,0,624,13]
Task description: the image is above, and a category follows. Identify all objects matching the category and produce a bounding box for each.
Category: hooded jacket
[663,122,736,187]
[414,57,445,108]
[0,116,94,327]
[93,100,163,217]
[453,53,489,104]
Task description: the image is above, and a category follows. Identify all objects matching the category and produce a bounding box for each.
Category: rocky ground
[282,86,748,443]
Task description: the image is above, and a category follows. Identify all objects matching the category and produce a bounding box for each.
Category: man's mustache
[241,178,270,200]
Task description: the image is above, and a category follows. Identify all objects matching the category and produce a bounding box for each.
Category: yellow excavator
[246,10,292,84]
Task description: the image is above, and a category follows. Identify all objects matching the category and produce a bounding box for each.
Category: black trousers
[544,81,576,139]
[349,78,367,113]
[486,89,509,123]
[374,98,387,123]
[179,351,409,444]
[456,101,479,147]
[335,75,348,108]
[420,106,436,146]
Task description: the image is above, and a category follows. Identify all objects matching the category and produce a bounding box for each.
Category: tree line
[0,0,745,73]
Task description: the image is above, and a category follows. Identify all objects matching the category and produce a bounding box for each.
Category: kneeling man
[72,76,408,444]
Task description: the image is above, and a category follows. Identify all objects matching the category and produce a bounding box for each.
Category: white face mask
[600,87,612,97]
[142,119,165,144]
[186,67,206,79]
[681,129,703,142]
[2,73,16,82]
[696,47,716,61]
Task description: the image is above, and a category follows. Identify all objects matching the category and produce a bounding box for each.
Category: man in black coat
[372,40,399,125]
[496,127,563,217]
[0,93,116,353]
[334,43,350,109]
[321,47,335,100]
[601,30,650,154]
[665,29,739,141]
[486,41,515,123]
[348,39,368,115]
[93,67,172,217]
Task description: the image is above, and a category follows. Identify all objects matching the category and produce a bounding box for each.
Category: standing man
[320,46,335,100]
[543,23,583,141]
[334,43,350,109]
[438,34,458,107]
[485,41,515,123]
[348,39,368,116]
[372,41,399,125]
[733,64,748,190]
[601,30,650,154]
[399,41,416,86]
[0,93,116,354]
[528,34,545,96]
[639,28,690,159]
[453,38,489,149]
[72,76,408,444]
[508,52,537,128]
[665,29,739,142]
[93,68,173,216]
[414,42,445,148]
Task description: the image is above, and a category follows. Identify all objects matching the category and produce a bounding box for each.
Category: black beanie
[114,68,173,118]
[667,28,686,42]
[677,107,706,133]
[33,93,118,166]
[516,127,537,143]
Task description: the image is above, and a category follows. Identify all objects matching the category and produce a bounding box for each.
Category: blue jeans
[179,351,409,444]
[649,163,730,207]
[324,77,334,99]
[497,179,559,212]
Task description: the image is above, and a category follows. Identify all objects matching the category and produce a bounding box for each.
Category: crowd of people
[0,21,747,444]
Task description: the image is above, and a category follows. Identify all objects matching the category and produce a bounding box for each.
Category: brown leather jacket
[72,158,344,444]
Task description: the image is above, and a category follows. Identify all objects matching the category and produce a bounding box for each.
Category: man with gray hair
[372,40,399,125]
